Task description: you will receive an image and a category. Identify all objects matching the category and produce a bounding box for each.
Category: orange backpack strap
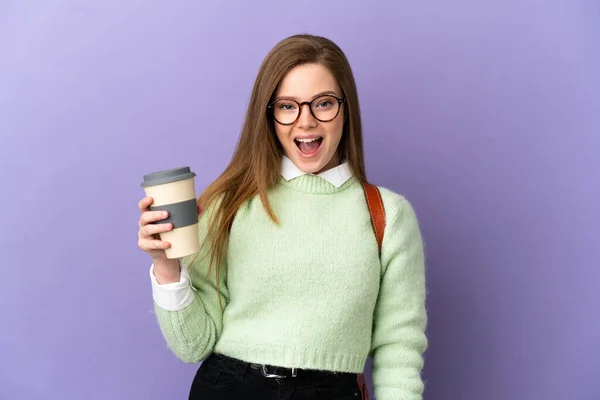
[357,182,386,399]
[362,182,386,255]
[357,373,369,399]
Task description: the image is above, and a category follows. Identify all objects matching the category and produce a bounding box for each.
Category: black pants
[189,353,364,400]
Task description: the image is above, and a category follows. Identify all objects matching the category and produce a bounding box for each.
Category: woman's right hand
[137,196,174,263]
[137,196,202,283]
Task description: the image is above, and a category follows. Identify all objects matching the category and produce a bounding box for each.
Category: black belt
[248,363,338,379]
[213,353,339,379]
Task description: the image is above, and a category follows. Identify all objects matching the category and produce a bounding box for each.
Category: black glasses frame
[267,95,346,125]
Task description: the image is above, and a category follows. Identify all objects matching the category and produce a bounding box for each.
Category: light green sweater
[154,174,427,400]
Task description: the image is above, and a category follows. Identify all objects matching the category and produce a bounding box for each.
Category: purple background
[1,1,598,399]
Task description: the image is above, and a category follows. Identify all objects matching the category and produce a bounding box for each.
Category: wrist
[152,258,181,284]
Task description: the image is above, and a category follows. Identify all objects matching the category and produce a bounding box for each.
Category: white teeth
[295,137,321,143]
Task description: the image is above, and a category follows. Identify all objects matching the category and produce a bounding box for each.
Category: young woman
[137,34,427,400]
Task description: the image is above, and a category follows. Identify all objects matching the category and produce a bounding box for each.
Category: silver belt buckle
[261,365,297,379]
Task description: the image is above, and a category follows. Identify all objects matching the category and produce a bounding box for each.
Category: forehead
[276,63,341,98]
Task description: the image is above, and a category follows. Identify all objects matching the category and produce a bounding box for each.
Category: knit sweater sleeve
[370,194,428,400]
[152,202,229,364]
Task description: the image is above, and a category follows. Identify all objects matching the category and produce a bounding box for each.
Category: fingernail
[162,211,168,217]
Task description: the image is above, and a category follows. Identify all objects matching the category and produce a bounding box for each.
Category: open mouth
[294,137,323,156]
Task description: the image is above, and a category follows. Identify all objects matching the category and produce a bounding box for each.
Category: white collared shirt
[280,156,353,188]
[149,156,354,308]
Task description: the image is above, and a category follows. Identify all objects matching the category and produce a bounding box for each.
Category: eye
[313,96,335,109]
[277,102,297,111]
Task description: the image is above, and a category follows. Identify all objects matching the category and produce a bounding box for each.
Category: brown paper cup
[141,167,200,259]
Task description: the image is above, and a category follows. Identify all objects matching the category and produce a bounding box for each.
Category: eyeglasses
[267,95,346,125]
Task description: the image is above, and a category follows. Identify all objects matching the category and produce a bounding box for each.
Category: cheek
[275,125,292,146]
[328,119,344,142]
[274,125,284,141]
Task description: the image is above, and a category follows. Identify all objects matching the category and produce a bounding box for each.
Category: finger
[153,240,171,250]
[138,196,154,211]
[140,210,169,226]
[138,238,171,251]
[142,223,173,237]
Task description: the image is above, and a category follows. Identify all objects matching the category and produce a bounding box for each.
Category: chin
[290,153,333,174]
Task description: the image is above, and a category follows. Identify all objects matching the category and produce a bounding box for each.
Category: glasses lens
[272,100,299,124]
[311,96,339,122]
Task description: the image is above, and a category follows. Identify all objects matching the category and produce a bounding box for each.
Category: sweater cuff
[149,262,194,311]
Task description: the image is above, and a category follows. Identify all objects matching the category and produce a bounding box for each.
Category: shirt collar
[280,156,353,188]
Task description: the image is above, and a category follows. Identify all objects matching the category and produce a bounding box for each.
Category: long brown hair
[195,34,367,297]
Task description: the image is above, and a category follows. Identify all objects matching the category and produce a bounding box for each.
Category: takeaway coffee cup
[141,167,200,259]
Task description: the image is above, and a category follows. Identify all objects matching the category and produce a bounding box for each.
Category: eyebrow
[274,90,340,102]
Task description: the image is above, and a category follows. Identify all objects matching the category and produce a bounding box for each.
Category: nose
[296,103,317,129]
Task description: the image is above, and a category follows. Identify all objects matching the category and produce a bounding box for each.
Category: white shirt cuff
[149,261,194,311]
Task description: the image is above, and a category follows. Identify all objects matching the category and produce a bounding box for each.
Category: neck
[315,153,341,175]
